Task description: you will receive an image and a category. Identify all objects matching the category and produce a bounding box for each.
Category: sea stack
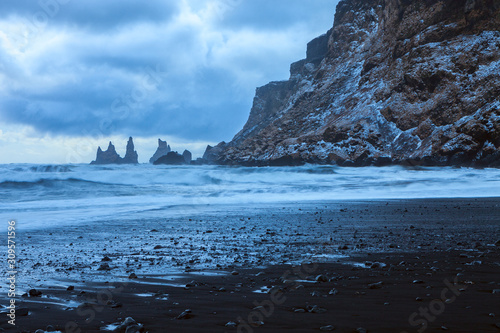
[122,137,139,164]
[182,150,192,164]
[149,139,172,164]
[91,142,121,164]
[91,137,139,165]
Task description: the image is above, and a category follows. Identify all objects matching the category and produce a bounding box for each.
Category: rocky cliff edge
[205,0,500,167]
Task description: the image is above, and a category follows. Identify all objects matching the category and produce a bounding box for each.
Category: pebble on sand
[177,309,194,320]
[368,281,383,289]
[29,289,42,297]
[98,263,112,271]
[320,325,336,331]
[316,275,328,282]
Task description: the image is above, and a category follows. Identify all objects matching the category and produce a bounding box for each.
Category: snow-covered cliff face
[205,0,500,167]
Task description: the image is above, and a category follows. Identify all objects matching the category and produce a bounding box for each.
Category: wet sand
[1,198,499,332]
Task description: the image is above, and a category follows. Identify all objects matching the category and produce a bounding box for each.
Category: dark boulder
[154,152,186,165]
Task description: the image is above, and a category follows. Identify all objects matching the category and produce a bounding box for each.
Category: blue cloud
[0,0,178,30]
[0,0,338,143]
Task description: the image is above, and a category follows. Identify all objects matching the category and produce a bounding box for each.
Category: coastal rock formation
[122,137,139,164]
[149,139,171,164]
[182,150,192,164]
[91,142,121,165]
[205,0,500,167]
[91,137,138,165]
[154,152,186,165]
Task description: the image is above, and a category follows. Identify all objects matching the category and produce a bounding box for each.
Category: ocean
[1,164,500,231]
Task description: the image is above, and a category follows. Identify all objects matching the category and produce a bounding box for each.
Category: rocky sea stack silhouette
[149,139,192,165]
[91,137,138,165]
[149,139,172,164]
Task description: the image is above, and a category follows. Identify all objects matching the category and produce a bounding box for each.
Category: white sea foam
[1,164,499,230]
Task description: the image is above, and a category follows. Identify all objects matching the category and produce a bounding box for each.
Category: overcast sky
[0,0,338,163]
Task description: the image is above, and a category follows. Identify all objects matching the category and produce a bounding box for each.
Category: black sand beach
[2,198,499,332]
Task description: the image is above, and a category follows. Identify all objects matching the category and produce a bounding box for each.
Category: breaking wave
[1,163,499,230]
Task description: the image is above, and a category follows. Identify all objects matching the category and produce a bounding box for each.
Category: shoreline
[1,198,499,332]
[3,250,499,332]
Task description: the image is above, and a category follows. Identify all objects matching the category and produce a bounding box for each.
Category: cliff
[205,0,500,167]
[91,137,139,165]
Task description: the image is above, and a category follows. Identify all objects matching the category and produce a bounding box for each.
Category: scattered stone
[67,285,75,291]
[45,325,55,332]
[492,289,500,294]
[368,281,383,289]
[128,273,138,279]
[320,325,336,331]
[495,240,500,246]
[413,280,425,284]
[441,326,449,330]
[307,305,327,314]
[98,263,112,271]
[329,288,339,295]
[153,245,163,250]
[29,289,42,297]
[416,297,423,302]
[250,321,264,327]
[225,321,237,328]
[177,309,194,320]
[113,317,144,333]
[357,328,367,333]
[185,280,198,287]
[111,302,123,309]
[231,271,239,275]
[316,275,328,282]
[294,308,306,313]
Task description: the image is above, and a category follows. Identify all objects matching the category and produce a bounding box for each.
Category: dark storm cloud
[0,0,338,142]
[0,0,178,30]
